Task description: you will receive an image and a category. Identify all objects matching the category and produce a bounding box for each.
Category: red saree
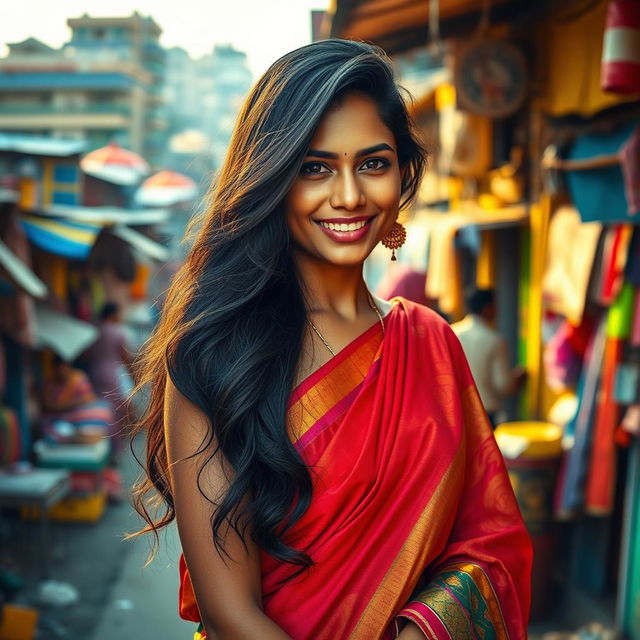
[178,298,532,639]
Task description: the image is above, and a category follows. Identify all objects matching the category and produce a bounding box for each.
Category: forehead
[309,93,395,152]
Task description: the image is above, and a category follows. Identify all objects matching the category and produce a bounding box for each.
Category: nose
[330,171,366,210]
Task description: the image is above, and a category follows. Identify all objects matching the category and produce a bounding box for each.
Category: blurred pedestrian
[130,40,531,640]
[40,354,112,445]
[85,301,137,501]
[452,288,526,428]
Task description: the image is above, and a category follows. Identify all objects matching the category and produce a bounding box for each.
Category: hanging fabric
[555,317,606,517]
[620,125,640,215]
[542,206,602,325]
[601,0,640,94]
[601,225,634,305]
[565,120,640,224]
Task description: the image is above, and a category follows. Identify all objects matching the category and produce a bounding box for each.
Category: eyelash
[300,157,391,176]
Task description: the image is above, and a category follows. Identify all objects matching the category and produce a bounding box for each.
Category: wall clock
[454,39,527,118]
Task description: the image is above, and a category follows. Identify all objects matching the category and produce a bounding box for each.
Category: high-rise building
[198,45,252,167]
[0,13,168,167]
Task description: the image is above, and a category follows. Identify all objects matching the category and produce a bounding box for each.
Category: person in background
[40,355,112,445]
[85,301,137,501]
[452,288,526,428]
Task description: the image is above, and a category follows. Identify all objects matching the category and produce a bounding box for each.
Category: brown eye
[300,162,330,175]
[360,158,390,171]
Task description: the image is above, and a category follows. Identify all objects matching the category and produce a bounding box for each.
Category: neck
[294,251,371,321]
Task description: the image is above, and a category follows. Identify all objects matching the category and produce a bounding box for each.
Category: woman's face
[285,92,402,267]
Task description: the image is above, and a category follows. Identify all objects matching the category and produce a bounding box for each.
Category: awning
[330,0,521,54]
[0,239,47,298]
[40,204,170,226]
[34,303,98,361]
[21,214,101,260]
[109,225,170,262]
[0,133,86,157]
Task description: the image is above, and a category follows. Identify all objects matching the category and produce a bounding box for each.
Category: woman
[130,40,532,639]
[41,355,112,444]
[86,301,137,455]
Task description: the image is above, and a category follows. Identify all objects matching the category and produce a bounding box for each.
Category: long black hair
[129,39,427,573]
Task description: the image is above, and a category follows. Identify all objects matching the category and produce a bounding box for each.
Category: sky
[0,0,331,77]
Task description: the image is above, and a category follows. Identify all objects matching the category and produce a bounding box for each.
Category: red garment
[179,299,532,639]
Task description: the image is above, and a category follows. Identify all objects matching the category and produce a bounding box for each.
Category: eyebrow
[306,143,395,159]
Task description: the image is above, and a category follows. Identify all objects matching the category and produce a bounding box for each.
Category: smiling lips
[314,215,376,243]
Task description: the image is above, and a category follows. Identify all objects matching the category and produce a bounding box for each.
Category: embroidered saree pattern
[178,298,532,639]
[398,562,509,640]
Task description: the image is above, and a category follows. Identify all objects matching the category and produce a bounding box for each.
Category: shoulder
[390,296,456,342]
[391,295,450,324]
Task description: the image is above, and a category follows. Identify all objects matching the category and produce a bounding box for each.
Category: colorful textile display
[601,226,634,305]
[607,282,636,338]
[179,299,532,639]
[556,318,607,516]
[625,228,640,286]
[585,334,624,515]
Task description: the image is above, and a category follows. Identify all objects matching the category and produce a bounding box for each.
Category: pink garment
[375,264,431,307]
[620,125,640,215]
[86,321,130,453]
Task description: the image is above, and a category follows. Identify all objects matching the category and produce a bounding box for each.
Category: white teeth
[318,219,367,231]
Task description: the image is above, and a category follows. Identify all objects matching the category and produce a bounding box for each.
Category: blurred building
[198,45,252,167]
[164,47,201,135]
[0,13,168,167]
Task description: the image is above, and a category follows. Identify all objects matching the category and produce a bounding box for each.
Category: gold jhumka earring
[381,221,406,261]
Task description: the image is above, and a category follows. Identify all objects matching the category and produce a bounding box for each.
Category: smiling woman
[128,39,532,640]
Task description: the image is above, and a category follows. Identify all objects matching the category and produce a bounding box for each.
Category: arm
[165,379,292,640]
[490,337,517,397]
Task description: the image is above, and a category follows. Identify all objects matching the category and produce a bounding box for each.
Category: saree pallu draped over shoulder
[178,298,532,639]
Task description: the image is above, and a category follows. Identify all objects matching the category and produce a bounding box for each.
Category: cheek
[370,172,402,213]
[285,181,324,219]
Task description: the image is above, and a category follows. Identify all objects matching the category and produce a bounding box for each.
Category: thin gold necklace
[308,292,385,357]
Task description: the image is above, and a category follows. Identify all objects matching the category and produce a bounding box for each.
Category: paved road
[91,435,194,640]
[91,521,193,640]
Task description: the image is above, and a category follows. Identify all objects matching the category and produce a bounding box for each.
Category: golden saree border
[403,562,510,640]
[287,322,383,445]
[349,443,466,639]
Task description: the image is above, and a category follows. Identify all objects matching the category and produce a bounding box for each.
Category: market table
[0,468,71,578]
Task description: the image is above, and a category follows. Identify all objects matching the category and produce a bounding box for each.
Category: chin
[319,246,374,267]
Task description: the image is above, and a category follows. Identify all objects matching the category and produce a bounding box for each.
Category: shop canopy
[21,213,169,262]
[330,0,523,54]
[21,214,100,260]
[109,225,170,262]
[80,142,150,186]
[0,239,47,298]
[33,303,98,362]
[134,170,198,207]
[40,204,169,226]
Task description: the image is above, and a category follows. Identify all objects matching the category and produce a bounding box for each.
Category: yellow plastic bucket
[495,421,563,622]
[495,421,563,459]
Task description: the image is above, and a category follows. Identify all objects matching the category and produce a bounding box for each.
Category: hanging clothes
[542,206,602,325]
